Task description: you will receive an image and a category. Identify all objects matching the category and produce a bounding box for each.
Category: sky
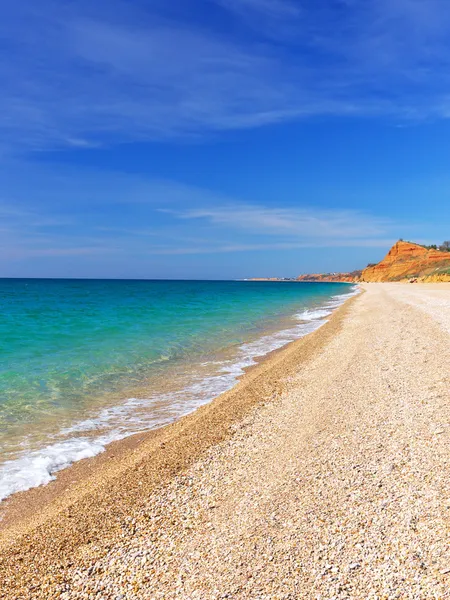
[1,0,450,279]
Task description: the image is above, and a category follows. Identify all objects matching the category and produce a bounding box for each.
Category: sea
[0,279,358,502]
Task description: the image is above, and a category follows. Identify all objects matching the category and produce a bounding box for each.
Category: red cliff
[362,241,450,282]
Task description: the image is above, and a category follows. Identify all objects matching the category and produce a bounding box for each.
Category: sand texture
[1,283,450,599]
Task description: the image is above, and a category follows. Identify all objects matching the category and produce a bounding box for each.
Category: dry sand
[1,283,450,599]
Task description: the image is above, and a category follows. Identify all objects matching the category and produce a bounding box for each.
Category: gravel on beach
[1,283,450,599]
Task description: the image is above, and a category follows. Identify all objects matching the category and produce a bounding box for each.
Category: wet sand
[1,283,450,598]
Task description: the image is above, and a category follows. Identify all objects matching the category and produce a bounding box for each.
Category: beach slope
[1,283,450,598]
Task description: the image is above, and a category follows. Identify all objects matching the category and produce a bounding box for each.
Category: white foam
[0,285,360,503]
[0,437,110,502]
[297,308,332,321]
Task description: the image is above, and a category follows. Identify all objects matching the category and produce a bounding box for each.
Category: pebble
[2,284,450,599]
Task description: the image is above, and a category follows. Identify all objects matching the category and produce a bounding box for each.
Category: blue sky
[1,0,450,278]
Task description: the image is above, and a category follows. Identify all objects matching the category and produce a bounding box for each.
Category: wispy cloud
[168,205,392,240]
[146,238,396,256]
[0,164,400,264]
[2,1,450,150]
[1,4,304,148]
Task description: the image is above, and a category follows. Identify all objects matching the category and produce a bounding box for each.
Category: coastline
[0,281,356,505]
[2,283,450,598]
[0,290,358,582]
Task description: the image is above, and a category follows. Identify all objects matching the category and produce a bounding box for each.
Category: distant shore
[2,283,450,598]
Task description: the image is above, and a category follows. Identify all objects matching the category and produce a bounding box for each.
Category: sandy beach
[1,282,450,599]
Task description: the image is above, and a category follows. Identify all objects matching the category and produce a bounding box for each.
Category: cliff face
[362,241,450,282]
[254,241,450,284]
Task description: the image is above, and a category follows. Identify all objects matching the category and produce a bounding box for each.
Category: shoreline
[0,289,358,581]
[0,283,356,506]
[2,283,450,597]
[0,285,357,528]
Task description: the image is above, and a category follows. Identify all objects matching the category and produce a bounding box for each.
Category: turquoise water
[0,279,356,501]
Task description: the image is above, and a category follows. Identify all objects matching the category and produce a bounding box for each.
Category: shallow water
[0,279,358,501]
